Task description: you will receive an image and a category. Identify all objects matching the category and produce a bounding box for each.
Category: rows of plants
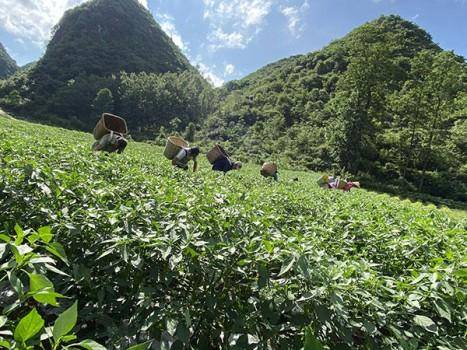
[0,116,466,349]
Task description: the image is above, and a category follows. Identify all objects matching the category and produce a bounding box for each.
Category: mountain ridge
[0,42,18,79]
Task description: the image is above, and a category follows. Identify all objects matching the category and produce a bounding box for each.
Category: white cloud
[280,0,309,38]
[209,29,248,50]
[202,0,274,51]
[193,55,224,87]
[156,13,188,53]
[197,63,224,87]
[0,0,149,48]
[224,63,235,76]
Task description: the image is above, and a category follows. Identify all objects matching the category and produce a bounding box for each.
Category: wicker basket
[163,136,189,160]
[93,113,128,140]
[206,144,229,164]
[261,162,278,177]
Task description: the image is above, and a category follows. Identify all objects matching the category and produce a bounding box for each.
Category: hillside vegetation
[0,0,203,132]
[2,13,464,202]
[0,114,465,349]
[0,43,17,79]
[200,15,467,202]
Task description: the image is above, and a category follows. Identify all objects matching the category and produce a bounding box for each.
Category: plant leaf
[53,301,78,342]
[74,339,107,350]
[127,341,152,350]
[413,315,437,333]
[14,308,44,343]
[29,273,58,306]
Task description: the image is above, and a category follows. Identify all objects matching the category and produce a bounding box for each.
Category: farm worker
[317,174,332,189]
[92,131,127,154]
[212,155,242,173]
[260,164,278,181]
[318,175,360,192]
[172,146,200,172]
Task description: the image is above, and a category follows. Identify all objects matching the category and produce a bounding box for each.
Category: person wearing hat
[172,146,200,172]
[212,155,242,173]
[92,131,128,154]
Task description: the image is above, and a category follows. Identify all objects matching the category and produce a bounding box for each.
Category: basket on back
[164,136,189,160]
[261,162,277,177]
[93,113,128,140]
[206,144,230,164]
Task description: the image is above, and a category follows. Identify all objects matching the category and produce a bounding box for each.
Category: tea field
[0,114,466,350]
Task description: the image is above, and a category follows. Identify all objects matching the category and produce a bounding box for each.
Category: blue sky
[0,0,466,86]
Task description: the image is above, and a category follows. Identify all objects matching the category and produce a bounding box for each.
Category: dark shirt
[212,156,233,173]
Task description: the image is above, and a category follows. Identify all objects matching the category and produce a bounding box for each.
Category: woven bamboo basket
[206,144,229,164]
[261,162,278,177]
[93,113,128,140]
[163,136,189,160]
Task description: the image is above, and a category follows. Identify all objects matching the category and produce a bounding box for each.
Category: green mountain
[0,42,18,79]
[31,0,190,83]
[0,0,199,130]
[201,15,466,201]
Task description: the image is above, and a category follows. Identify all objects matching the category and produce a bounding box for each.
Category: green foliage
[0,42,18,79]
[118,70,217,138]
[0,223,104,349]
[0,0,198,131]
[93,88,114,115]
[200,15,467,202]
[0,115,465,349]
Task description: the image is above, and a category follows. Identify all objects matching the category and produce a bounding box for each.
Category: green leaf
[413,315,438,333]
[0,243,6,257]
[0,234,11,243]
[14,224,24,245]
[297,255,310,279]
[304,326,324,350]
[278,257,295,276]
[29,273,58,306]
[14,308,44,343]
[53,301,78,342]
[74,339,107,350]
[45,242,69,265]
[127,341,152,350]
[38,226,53,243]
[8,271,23,295]
[0,316,7,328]
[434,300,451,322]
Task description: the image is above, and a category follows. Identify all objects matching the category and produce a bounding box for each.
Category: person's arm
[193,158,198,172]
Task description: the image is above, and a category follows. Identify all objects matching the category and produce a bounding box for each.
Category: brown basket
[93,113,128,140]
[261,162,278,177]
[206,144,229,164]
[163,136,189,160]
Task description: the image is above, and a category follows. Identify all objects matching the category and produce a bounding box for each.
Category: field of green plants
[0,114,466,350]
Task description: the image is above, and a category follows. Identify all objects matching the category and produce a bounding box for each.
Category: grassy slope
[0,113,466,347]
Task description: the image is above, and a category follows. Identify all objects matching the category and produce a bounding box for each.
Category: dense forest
[0,1,465,202]
[0,42,17,79]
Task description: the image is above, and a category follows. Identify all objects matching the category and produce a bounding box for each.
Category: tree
[92,88,114,114]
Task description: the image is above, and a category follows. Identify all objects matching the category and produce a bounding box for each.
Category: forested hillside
[0,42,17,79]
[200,16,467,201]
[0,0,209,133]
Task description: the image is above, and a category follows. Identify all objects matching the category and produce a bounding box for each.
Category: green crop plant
[0,115,465,349]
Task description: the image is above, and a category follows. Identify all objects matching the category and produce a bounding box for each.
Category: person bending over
[172,147,200,172]
[212,155,242,173]
[92,131,128,154]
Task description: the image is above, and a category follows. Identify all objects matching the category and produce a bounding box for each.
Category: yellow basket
[163,136,189,160]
